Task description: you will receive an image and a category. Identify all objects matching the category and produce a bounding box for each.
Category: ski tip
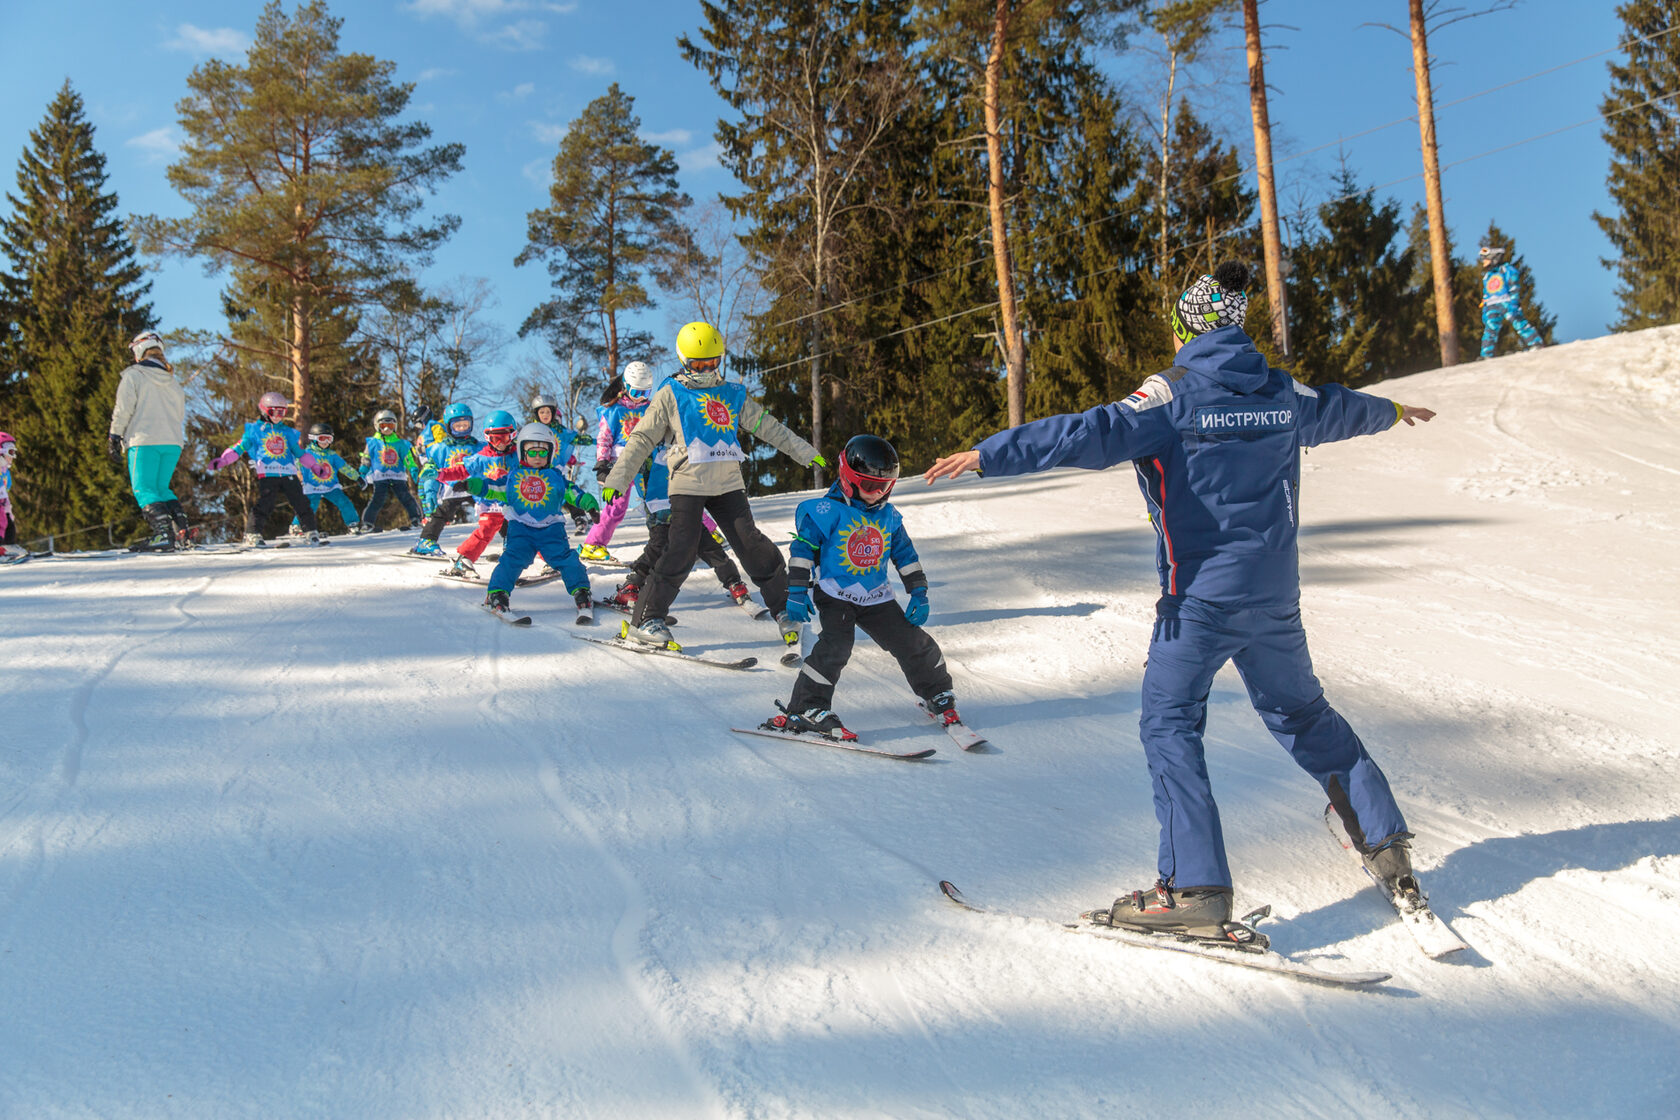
[938,880,967,905]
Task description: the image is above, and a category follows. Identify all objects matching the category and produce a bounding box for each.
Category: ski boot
[573,589,595,624]
[1086,881,1267,950]
[165,501,193,549]
[609,581,639,609]
[131,503,177,552]
[578,543,613,562]
[486,589,511,615]
[304,530,323,547]
[621,617,678,650]
[447,555,476,577]
[774,610,802,647]
[1363,838,1425,906]
[925,690,961,728]
[287,522,306,539]
[242,532,267,548]
[763,702,857,742]
[410,538,444,557]
[725,580,752,606]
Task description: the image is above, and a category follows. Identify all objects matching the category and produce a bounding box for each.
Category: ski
[571,632,758,671]
[1323,804,1466,958]
[916,700,990,751]
[592,598,678,626]
[573,602,595,626]
[481,603,532,626]
[730,725,936,761]
[730,593,771,621]
[938,881,1389,988]
[0,551,32,566]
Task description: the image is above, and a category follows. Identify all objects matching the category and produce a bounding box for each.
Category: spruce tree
[516,83,690,382]
[1594,0,1680,328]
[0,80,155,547]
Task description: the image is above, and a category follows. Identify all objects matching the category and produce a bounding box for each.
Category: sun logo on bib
[261,432,289,459]
[838,517,887,577]
[515,472,551,506]
[380,445,400,467]
[622,414,639,438]
[697,392,736,435]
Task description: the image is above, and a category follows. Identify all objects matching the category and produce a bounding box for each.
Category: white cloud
[498,82,536,103]
[677,140,724,174]
[164,24,250,56]
[569,54,615,76]
[402,0,577,50]
[640,128,692,148]
[530,121,569,146]
[417,67,458,82]
[523,156,554,189]
[126,127,181,163]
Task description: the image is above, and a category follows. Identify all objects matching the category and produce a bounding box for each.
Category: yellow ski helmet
[675,321,725,381]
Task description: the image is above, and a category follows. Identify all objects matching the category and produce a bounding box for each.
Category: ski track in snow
[3,330,1680,1117]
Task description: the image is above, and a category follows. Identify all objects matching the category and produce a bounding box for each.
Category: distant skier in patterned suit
[1477,245,1543,360]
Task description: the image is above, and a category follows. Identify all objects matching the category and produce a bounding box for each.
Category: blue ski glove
[782,586,811,624]
[904,588,929,626]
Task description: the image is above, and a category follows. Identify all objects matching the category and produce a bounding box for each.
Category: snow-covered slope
[2,328,1677,1118]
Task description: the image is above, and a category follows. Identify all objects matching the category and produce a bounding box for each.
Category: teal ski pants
[127,444,182,508]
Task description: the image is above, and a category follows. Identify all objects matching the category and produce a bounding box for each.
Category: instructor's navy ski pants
[1140,593,1408,890]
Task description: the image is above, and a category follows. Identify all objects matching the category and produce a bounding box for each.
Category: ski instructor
[921,261,1437,945]
[109,329,194,551]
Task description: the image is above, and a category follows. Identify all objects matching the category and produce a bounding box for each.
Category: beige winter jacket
[109,360,191,447]
[604,381,818,498]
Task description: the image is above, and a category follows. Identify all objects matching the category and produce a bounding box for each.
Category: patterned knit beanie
[1171,261,1252,343]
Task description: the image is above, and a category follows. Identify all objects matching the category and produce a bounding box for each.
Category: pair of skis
[941,806,1465,989]
[730,700,992,761]
[480,601,596,628]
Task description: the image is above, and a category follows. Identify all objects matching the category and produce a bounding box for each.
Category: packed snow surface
[3,328,1678,1118]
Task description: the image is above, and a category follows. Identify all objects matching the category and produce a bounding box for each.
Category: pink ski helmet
[0,431,15,459]
[258,391,290,421]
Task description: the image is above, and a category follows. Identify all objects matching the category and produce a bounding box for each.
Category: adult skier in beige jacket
[603,321,826,649]
[109,330,195,550]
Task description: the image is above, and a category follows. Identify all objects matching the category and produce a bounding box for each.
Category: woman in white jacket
[108,330,193,551]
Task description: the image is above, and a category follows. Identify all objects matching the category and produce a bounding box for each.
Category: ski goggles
[448,419,474,437]
[311,435,333,446]
[683,356,722,374]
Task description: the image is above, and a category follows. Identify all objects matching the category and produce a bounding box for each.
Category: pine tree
[0,80,155,547]
[516,83,690,383]
[131,0,463,433]
[1594,0,1680,328]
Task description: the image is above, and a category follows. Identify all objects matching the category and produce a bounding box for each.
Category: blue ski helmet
[443,402,474,438]
[483,409,517,451]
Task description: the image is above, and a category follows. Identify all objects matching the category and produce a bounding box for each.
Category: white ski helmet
[514,421,559,468]
[621,360,654,394]
[129,330,166,364]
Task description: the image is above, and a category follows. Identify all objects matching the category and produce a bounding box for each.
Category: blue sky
[0,0,1628,395]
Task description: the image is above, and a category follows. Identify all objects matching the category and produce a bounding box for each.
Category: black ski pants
[634,490,781,625]
[787,589,952,713]
[420,495,474,542]
[248,476,316,535]
[361,479,421,527]
[627,511,741,590]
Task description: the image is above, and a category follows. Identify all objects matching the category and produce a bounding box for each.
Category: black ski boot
[486,589,511,615]
[1363,838,1424,903]
[164,499,193,549]
[131,503,177,552]
[764,701,857,742]
[1087,880,1266,949]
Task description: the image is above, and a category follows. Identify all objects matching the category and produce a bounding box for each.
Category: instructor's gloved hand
[107,433,124,464]
[904,588,929,626]
[782,586,811,624]
[601,486,618,504]
[810,453,828,470]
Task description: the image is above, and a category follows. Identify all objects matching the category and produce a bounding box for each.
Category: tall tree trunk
[1409,0,1459,367]
[1158,45,1178,293]
[809,286,825,488]
[291,291,312,431]
[986,0,1027,428]
[1243,0,1289,357]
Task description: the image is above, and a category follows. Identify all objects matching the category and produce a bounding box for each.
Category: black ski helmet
[308,421,334,440]
[838,434,900,508]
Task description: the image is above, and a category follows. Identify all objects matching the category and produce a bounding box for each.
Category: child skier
[760,434,959,742]
[357,409,424,531]
[291,422,362,536]
[1478,244,1544,360]
[444,408,519,576]
[0,431,22,564]
[439,422,598,622]
[581,360,654,560]
[207,391,323,547]
[601,322,825,650]
[529,392,594,537]
[412,403,480,557]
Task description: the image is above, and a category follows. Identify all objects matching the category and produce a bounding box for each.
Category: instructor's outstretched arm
[922,449,980,484]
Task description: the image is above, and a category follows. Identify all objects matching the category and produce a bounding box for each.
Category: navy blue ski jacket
[974,326,1402,608]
